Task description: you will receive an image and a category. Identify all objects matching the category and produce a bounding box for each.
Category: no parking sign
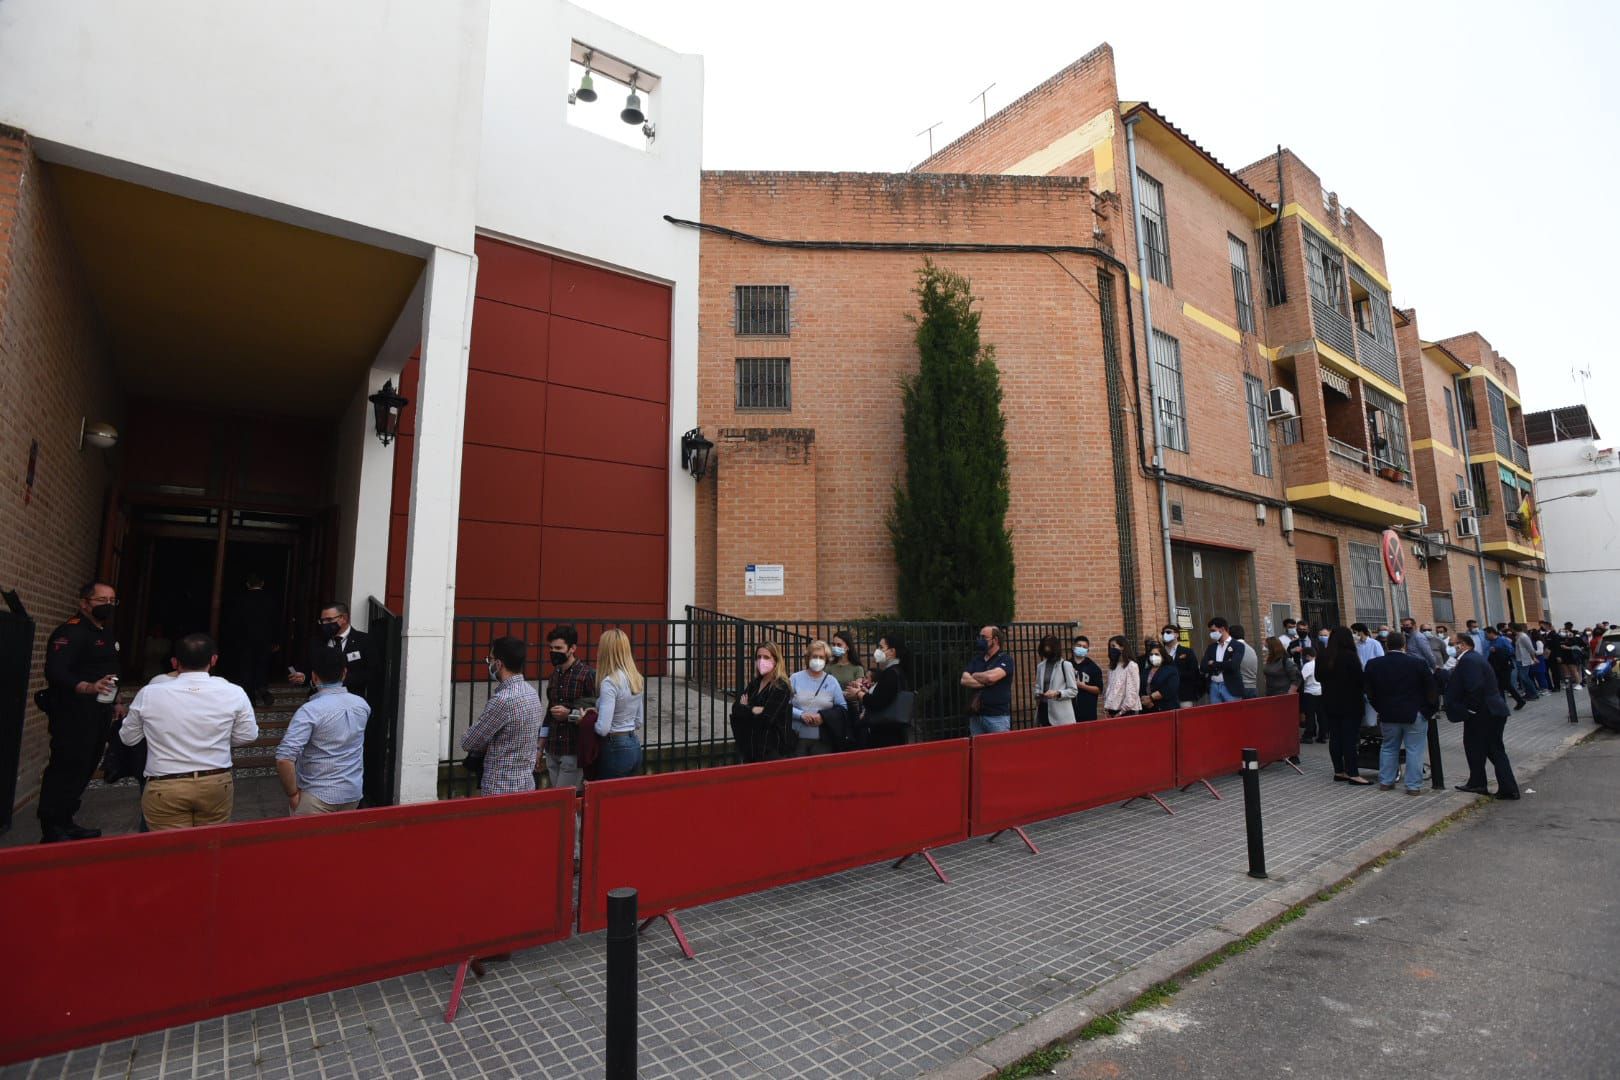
[1381,528,1405,585]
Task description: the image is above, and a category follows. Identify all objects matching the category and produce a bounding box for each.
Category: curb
[917,718,1602,1080]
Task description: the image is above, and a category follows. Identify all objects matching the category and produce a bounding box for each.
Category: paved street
[1055,727,1620,1080]
[2,693,1596,1079]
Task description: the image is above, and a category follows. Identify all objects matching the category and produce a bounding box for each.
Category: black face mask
[550,650,569,667]
[1108,647,1122,662]
[89,603,115,623]
[319,622,341,639]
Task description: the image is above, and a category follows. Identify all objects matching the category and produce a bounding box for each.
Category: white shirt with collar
[121,671,260,776]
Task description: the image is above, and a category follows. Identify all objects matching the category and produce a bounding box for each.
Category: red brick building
[693,44,1545,637]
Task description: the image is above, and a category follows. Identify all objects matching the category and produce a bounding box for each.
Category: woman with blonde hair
[731,641,794,762]
[790,639,850,755]
[593,629,645,779]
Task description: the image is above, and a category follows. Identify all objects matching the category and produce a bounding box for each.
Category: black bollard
[1566,681,1579,724]
[1241,747,1267,880]
[605,888,638,1080]
[1426,711,1445,790]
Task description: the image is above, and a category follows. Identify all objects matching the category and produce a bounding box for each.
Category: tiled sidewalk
[4,694,1587,1080]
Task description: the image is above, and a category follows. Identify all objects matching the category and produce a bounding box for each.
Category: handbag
[867,689,915,725]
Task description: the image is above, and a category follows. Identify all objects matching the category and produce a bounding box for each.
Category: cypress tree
[890,261,1015,622]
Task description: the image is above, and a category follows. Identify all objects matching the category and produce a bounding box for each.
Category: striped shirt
[462,674,543,795]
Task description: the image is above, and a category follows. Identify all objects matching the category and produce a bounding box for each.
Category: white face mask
[871,648,888,665]
[831,645,846,658]
[1162,632,1177,644]
[1445,645,1457,658]
[486,659,501,680]
[1209,630,1222,642]
[1073,646,1088,658]
[1149,654,1163,667]
[808,657,826,673]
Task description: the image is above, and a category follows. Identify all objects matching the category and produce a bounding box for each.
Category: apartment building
[1526,406,1618,628]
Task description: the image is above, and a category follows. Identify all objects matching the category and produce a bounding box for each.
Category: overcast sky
[582,0,1618,442]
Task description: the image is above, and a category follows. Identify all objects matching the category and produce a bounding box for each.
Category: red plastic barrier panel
[969,712,1176,837]
[578,739,971,933]
[0,788,576,1065]
[1174,695,1301,788]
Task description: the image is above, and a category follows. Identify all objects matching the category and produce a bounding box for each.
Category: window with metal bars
[734,357,791,410]
[1443,386,1460,447]
[1260,223,1287,306]
[1460,386,1478,430]
[1486,382,1511,457]
[734,285,790,336]
[1244,374,1271,476]
[1469,463,1492,515]
[1149,329,1188,452]
[1364,385,1408,473]
[1228,234,1255,333]
[1136,170,1173,286]
[1303,227,1348,314]
[1349,541,1388,625]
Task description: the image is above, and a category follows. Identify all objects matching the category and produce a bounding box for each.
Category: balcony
[1480,509,1541,562]
[1511,440,1530,471]
[1282,433,1422,526]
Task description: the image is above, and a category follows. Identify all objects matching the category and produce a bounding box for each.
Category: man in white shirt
[121,633,259,830]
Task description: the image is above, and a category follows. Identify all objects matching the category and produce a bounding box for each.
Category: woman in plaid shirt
[461,636,543,795]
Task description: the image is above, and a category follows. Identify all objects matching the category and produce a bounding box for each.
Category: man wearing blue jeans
[1201,618,1245,704]
[961,625,1014,735]
[1363,631,1438,794]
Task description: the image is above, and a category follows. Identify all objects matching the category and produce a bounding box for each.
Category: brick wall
[0,130,120,812]
[713,430,820,618]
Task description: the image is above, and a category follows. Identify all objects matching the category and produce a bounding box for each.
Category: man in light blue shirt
[276,648,369,814]
[1352,623,1385,668]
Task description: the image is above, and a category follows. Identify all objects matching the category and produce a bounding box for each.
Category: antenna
[970,83,996,122]
[916,121,942,156]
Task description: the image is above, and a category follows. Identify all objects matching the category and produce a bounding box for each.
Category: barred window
[734,285,790,336]
[1137,171,1173,286]
[734,357,791,410]
[1443,386,1460,447]
[1228,234,1255,333]
[1260,223,1287,306]
[1460,386,1478,430]
[1364,385,1408,473]
[1150,330,1188,452]
[1469,463,1492,515]
[1349,541,1387,625]
[1244,374,1271,476]
[1303,226,1348,315]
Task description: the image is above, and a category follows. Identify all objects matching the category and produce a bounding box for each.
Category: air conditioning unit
[1267,387,1297,420]
[1456,515,1479,538]
[1413,503,1430,528]
[1453,490,1474,510]
[1423,531,1448,548]
[1412,541,1431,561]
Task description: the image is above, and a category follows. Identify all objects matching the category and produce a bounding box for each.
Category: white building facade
[1527,407,1620,629]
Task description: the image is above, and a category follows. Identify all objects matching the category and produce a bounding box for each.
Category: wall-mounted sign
[745,564,784,597]
[1191,552,1203,579]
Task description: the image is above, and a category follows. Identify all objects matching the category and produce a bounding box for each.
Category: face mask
[1149,654,1163,667]
[757,658,775,676]
[1320,633,1330,643]
[90,603,116,623]
[808,657,826,673]
[1162,632,1177,644]
[1108,646,1122,661]
[320,621,341,639]
[549,650,568,667]
[1283,628,1295,639]
[1445,645,1457,658]
[975,636,990,653]
[1209,630,1222,642]
[1377,631,1389,639]
[871,648,888,665]
[831,645,846,658]
[1073,646,1088,658]
[486,659,501,680]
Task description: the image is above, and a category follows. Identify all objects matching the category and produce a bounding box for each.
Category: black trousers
[240,643,272,699]
[1300,695,1326,741]
[37,700,111,827]
[1326,706,1362,775]
[1495,666,1525,707]
[1462,713,1519,795]
[864,722,910,750]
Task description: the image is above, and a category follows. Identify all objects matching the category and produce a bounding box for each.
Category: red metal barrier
[578,739,971,936]
[1174,695,1300,789]
[969,712,1177,836]
[0,789,576,1065]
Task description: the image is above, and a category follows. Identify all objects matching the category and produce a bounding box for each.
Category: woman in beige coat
[1034,634,1079,725]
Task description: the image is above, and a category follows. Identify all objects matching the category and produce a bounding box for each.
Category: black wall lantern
[368,379,410,446]
[680,427,714,481]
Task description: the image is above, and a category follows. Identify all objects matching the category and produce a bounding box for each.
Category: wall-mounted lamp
[680,428,714,481]
[77,418,119,450]
[368,380,410,446]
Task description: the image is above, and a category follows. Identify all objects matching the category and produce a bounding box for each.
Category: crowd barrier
[578,739,971,950]
[0,789,576,1065]
[969,711,1177,837]
[1,695,1300,1066]
[1175,695,1300,790]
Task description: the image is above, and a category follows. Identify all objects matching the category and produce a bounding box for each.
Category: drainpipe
[1124,115,1178,621]
[1451,373,1492,622]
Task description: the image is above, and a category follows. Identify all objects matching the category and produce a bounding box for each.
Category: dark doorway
[1297,560,1343,630]
[1173,542,1257,639]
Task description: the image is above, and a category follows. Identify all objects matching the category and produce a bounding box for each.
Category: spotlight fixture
[568,50,598,104]
[77,418,119,451]
[621,72,645,125]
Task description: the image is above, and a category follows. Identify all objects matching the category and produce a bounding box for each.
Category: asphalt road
[1056,730,1620,1080]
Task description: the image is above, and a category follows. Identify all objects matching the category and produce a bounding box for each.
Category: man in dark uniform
[39,581,123,842]
[227,573,279,708]
[287,601,371,700]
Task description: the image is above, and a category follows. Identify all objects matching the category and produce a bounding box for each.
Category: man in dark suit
[287,601,371,700]
[1363,631,1438,794]
[1445,634,1519,799]
[1201,617,1246,704]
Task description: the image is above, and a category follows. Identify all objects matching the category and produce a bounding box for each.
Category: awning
[1320,367,1352,397]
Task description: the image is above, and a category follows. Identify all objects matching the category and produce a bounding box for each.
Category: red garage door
[386,237,671,624]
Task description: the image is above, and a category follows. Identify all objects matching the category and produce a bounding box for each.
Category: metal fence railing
[441,611,1075,796]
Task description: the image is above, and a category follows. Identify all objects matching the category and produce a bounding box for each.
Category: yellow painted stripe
[1468,452,1533,482]
[1278,204,1394,292]
[1257,342,1280,361]
[1006,108,1115,176]
[1482,540,1542,560]
[1180,301,1242,344]
[1285,481,1423,524]
[1458,365,1522,406]
[1093,137,1114,191]
[1412,438,1456,458]
[1315,341,1407,404]
[1128,270,1142,290]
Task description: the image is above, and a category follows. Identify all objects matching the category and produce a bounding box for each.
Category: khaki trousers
[142,773,233,830]
[293,792,358,815]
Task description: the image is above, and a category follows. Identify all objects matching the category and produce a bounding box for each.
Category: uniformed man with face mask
[38,581,124,842]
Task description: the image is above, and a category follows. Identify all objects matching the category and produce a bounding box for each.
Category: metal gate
[1483,569,1505,625]
[0,590,36,832]
[360,597,403,807]
[1173,543,1256,638]
[1297,560,1342,629]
